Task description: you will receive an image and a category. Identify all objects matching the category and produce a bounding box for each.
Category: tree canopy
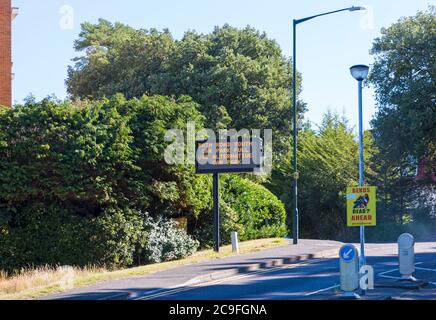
[67,20,305,155]
[368,7,436,179]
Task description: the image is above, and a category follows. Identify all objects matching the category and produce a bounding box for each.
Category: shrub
[0,206,144,272]
[139,213,199,264]
[0,96,204,271]
[0,96,286,271]
[192,200,243,248]
[192,175,287,246]
[191,175,287,245]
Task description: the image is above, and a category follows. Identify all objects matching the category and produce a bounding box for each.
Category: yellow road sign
[346,186,376,227]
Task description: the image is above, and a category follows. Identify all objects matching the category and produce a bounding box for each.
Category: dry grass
[0,237,287,300]
[0,266,104,295]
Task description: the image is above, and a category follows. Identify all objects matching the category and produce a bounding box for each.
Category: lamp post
[350,64,370,270]
[292,6,366,245]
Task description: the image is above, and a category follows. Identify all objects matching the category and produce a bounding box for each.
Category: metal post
[231,231,239,253]
[213,173,220,252]
[358,80,366,268]
[292,20,299,245]
[290,7,366,246]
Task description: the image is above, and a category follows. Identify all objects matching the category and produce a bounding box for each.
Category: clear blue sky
[11,0,434,130]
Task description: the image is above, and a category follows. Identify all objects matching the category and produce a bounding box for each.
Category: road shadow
[44,252,436,300]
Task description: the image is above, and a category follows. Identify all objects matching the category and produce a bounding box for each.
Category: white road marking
[378,274,402,280]
[96,292,129,300]
[415,267,436,272]
[377,267,400,280]
[377,262,430,280]
[304,284,340,296]
[126,284,185,299]
[378,268,398,276]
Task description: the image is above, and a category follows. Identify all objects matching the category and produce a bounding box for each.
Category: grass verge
[0,237,287,300]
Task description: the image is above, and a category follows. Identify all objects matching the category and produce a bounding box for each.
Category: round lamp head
[350,64,369,81]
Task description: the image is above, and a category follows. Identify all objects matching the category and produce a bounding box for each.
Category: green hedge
[222,175,287,241]
[0,96,204,272]
[0,205,144,272]
[0,96,287,272]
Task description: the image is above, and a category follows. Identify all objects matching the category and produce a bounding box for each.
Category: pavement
[41,239,436,300]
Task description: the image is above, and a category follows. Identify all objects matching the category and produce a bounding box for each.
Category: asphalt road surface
[134,243,436,300]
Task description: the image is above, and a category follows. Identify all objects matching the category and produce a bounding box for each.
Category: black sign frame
[195,137,263,174]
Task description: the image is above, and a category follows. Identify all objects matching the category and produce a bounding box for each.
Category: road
[135,243,436,300]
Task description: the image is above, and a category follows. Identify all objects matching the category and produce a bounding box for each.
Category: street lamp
[350,64,370,270]
[292,6,366,245]
[350,64,370,81]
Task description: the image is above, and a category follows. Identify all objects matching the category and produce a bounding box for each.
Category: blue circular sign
[339,244,357,262]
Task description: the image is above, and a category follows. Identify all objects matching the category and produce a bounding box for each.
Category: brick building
[0,0,18,108]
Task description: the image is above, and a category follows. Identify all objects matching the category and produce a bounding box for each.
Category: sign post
[346,186,377,274]
[196,137,263,252]
[213,173,220,253]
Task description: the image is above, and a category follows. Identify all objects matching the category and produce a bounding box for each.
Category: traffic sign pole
[213,173,220,253]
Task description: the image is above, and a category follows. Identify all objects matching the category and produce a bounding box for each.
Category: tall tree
[67,20,305,157]
[368,7,436,180]
[268,111,377,239]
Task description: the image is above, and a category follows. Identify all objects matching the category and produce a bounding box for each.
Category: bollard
[231,231,239,253]
[339,244,360,298]
[398,233,416,281]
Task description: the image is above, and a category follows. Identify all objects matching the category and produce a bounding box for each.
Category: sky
[11,0,435,131]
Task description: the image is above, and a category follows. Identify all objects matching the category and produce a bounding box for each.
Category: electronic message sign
[195,138,263,174]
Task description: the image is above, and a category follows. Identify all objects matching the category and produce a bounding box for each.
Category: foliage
[67,20,306,158]
[297,112,363,239]
[192,174,287,247]
[221,175,287,241]
[366,7,436,230]
[0,206,144,272]
[0,96,206,271]
[111,94,207,218]
[139,213,199,264]
[269,111,368,239]
[368,7,436,177]
[0,96,290,270]
[0,97,135,211]
[192,199,242,248]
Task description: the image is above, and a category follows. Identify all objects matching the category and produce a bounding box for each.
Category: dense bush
[0,96,287,272]
[0,96,205,271]
[192,175,287,246]
[222,175,287,241]
[0,97,135,211]
[192,199,243,247]
[0,206,144,272]
[140,213,199,264]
